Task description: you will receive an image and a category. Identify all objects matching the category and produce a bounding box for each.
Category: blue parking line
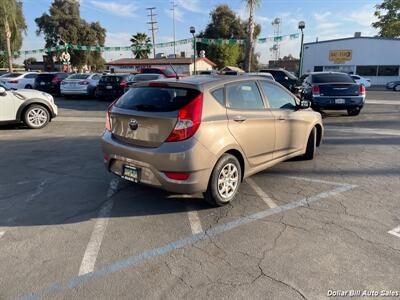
[16,182,356,300]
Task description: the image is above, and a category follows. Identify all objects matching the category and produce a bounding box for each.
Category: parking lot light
[298,21,305,77]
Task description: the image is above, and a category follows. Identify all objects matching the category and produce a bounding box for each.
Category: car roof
[143,75,279,90]
[309,71,350,75]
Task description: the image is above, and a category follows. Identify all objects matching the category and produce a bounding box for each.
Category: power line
[146,7,158,58]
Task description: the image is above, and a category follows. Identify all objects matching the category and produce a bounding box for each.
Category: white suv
[0,84,58,129]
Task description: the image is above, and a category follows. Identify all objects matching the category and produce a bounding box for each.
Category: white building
[302,35,400,85]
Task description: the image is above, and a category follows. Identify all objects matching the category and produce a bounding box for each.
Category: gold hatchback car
[101,76,323,206]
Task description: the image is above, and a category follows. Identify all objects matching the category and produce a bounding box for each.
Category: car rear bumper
[61,88,90,95]
[312,96,364,110]
[101,131,216,194]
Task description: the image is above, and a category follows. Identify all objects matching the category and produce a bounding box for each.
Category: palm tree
[0,0,20,72]
[130,33,151,59]
[243,0,261,72]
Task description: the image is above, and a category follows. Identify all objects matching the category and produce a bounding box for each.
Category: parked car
[0,72,11,77]
[0,83,57,129]
[61,73,102,97]
[350,74,371,88]
[258,68,299,92]
[199,70,218,75]
[246,72,275,81]
[125,73,165,93]
[96,74,134,100]
[101,76,323,206]
[34,72,69,95]
[140,68,178,78]
[302,72,365,116]
[0,72,38,90]
[386,80,400,91]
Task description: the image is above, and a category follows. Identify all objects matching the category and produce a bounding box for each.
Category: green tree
[243,0,261,72]
[373,0,400,38]
[130,33,151,59]
[35,0,106,70]
[0,0,27,71]
[198,5,261,71]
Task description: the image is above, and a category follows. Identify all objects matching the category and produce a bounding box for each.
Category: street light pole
[190,26,196,75]
[298,21,305,77]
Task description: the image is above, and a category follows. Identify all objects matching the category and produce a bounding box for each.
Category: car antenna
[169,63,179,80]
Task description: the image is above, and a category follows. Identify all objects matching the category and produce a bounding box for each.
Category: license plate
[40,82,45,85]
[106,85,113,89]
[335,98,345,104]
[122,165,140,183]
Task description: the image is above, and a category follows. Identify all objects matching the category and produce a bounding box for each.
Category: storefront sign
[329,50,352,64]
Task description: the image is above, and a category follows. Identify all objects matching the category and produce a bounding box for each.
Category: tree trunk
[5,18,13,72]
[245,3,255,72]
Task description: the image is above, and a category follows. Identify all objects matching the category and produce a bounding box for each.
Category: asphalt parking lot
[1,90,399,300]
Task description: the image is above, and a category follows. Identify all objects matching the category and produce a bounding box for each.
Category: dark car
[259,68,298,92]
[386,80,400,91]
[302,72,365,116]
[96,74,134,100]
[124,73,165,93]
[34,72,69,95]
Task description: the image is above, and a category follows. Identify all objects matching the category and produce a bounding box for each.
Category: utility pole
[171,1,177,57]
[146,7,158,59]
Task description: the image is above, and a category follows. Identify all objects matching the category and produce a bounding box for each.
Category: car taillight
[9,80,18,84]
[79,80,90,85]
[164,172,190,181]
[359,84,366,95]
[52,76,60,84]
[165,93,203,142]
[312,85,320,96]
[119,80,128,87]
[105,99,118,132]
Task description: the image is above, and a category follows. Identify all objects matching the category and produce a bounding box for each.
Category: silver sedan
[60,73,102,97]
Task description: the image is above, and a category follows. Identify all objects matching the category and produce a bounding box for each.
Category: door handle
[233,116,246,122]
[278,116,287,121]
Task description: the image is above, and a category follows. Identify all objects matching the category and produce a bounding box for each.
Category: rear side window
[6,73,22,78]
[211,88,224,106]
[24,73,38,79]
[36,74,55,81]
[226,81,264,110]
[260,81,296,110]
[115,87,200,112]
[312,73,354,83]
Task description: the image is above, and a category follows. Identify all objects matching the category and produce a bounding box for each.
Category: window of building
[356,66,378,76]
[378,65,399,76]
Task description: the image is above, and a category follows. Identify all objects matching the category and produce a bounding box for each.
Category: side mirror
[0,87,6,95]
[300,100,311,109]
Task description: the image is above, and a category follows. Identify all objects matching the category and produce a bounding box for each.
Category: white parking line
[246,178,278,208]
[366,100,400,105]
[53,116,105,123]
[388,226,400,238]
[0,231,5,239]
[325,126,400,136]
[78,178,119,276]
[187,207,203,234]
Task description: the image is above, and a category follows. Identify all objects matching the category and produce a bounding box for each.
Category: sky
[19,0,380,65]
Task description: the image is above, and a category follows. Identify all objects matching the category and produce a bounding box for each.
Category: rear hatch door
[110,83,200,148]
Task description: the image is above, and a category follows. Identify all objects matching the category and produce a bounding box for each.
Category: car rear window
[36,74,55,81]
[6,73,22,78]
[115,87,200,112]
[100,76,122,83]
[134,74,161,81]
[68,74,90,80]
[312,73,354,83]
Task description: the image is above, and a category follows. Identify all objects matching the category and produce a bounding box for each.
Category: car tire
[24,104,50,129]
[24,84,32,89]
[394,85,400,92]
[204,154,241,206]
[302,127,316,160]
[347,107,361,116]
